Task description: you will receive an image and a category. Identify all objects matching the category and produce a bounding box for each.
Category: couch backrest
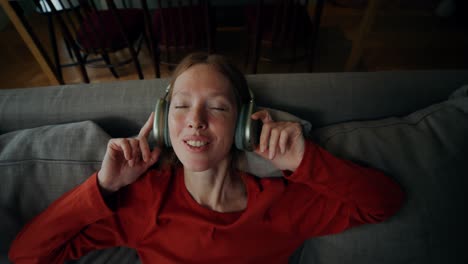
[1,70,468,137]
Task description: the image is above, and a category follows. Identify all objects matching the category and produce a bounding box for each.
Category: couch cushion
[0,208,20,261]
[0,121,142,264]
[0,121,108,222]
[297,86,468,264]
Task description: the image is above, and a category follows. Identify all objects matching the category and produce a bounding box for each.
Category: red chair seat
[77,9,144,51]
[152,6,208,47]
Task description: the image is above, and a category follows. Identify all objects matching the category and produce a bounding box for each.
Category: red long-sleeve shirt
[9,140,405,263]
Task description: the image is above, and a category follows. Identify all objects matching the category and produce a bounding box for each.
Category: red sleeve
[283,140,405,240]
[8,172,134,264]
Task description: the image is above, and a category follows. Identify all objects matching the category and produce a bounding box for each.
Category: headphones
[153,85,260,152]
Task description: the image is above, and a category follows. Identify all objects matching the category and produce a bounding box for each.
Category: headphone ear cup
[235,102,260,151]
[153,98,170,147]
[235,105,247,150]
[163,101,171,147]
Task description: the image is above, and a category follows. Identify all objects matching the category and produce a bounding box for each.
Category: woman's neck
[183,159,247,213]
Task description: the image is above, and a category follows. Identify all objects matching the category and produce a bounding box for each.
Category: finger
[279,122,302,152]
[138,112,155,138]
[147,147,162,166]
[110,138,132,161]
[251,109,273,124]
[259,123,272,153]
[279,129,289,154]
[268,127,280,160]
[139,137,151,163]
[128,139,141,167]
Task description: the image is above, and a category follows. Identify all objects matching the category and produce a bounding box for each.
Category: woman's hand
[98,112,162,193]
[251,110,305,172]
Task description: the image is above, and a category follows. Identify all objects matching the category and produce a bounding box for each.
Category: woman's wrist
[97,171,120,196]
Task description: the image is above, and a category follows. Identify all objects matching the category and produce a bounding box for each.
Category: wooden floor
[1,2,467,89]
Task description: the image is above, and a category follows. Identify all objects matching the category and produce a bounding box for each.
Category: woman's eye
[174,106,188,109]
[211,107,226,111]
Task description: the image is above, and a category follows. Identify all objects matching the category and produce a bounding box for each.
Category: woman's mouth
[183,139,210,152]
[185,140,209,147]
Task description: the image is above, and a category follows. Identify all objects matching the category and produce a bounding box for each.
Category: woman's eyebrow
[172,91,233,100]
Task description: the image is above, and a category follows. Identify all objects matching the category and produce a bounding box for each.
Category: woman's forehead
[172,64,235,99]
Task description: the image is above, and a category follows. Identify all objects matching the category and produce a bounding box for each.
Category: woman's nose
[187,107,207,130]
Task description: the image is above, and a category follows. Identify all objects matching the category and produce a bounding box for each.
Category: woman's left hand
[251,110,305,172]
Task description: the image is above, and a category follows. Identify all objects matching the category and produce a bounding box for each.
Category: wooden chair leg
[64,38,74,59]
[345,0,380,71]
[251,34,261,74]
[154,45,161,78]
[148,36,161,78]
[128,47,144,80]
[47,14,63,82]
[77,54,90,83]
[244,32,251,72]
[3,0,62,85]
[101,52,119,78]
[141,30,152,59]
[251,0,264,74]
[308,0,325,72]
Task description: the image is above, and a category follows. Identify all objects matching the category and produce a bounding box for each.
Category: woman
[9,53,405,263]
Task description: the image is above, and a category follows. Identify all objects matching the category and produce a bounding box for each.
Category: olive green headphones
[153,85,260,151]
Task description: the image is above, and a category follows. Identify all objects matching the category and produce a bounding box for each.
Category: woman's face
[168,64,238,172]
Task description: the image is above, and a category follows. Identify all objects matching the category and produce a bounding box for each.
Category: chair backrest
[141,0,213,67]
[34,0,145,82]
[267,0,309,49]
[248,0,324,73]
[34,0,80,13]
[36,0,141,55]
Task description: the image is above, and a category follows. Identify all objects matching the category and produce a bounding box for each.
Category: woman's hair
[160,52,250,169]
[167,52,250,110]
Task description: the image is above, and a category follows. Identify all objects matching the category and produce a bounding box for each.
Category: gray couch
[1,71,468,264]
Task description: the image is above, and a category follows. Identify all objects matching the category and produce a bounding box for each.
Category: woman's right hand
[97,112,162,193]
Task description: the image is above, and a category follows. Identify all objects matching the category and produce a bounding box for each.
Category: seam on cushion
[320,104,463,145]
[0,159,102,166]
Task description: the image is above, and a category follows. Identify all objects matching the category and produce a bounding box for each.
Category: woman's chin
[178,155,232,173]
[183,165,213,173]
[179,159,212,172]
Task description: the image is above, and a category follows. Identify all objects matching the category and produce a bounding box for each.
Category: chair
[34,0,80,83]
[141,0,214,78]
[245,0,325,73]
[37,0,146,83]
